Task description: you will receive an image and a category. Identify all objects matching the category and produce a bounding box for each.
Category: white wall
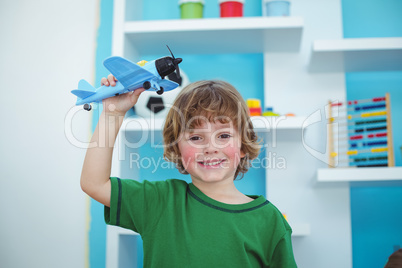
[0,0,98,267]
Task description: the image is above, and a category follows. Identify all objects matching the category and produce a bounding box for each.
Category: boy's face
[177,118,245,185]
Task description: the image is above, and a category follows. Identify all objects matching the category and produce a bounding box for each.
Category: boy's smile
[197,158,226,168]
[178,120,245,186]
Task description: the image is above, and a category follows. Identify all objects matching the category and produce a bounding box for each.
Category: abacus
[328,93,395,168]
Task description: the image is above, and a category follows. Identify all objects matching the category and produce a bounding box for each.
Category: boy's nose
[203,143,218,154]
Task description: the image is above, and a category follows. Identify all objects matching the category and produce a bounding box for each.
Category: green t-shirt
[105,178,297,267]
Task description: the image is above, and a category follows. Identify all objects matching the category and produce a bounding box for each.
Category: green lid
[179,0,205,5]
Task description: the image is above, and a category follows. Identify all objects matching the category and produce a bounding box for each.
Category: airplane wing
[103,56,155,90]
[158,79,179,92]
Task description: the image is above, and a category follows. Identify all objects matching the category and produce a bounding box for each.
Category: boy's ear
[240,150,246,158]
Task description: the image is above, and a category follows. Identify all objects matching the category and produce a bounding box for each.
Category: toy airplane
[71,46,182,111]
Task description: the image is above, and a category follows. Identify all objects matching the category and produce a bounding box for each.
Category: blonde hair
[163,80,260,180]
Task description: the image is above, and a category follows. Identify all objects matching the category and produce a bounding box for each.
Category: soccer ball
[134,70,190,119]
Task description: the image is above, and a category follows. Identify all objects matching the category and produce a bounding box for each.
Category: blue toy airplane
[71,46,182,111]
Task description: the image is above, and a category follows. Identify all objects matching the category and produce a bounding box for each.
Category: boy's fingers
[133,87,145,96]
[101,77,109,86]
[130,88,145,104]
[108,74,117,86]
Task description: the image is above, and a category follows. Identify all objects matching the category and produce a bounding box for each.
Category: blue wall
[342,0,402,267]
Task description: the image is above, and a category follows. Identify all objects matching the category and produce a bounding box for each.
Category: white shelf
[309,37,402,72]
[290,223,311,237]
[121,117,165,132]
[124,17,304,55]
[120,116,308,132]
[117,227,139,236]
[316,167,402,185]
[250,116,307,130]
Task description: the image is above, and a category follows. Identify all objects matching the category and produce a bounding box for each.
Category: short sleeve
[270,230,297,268]
[104,177,173,234]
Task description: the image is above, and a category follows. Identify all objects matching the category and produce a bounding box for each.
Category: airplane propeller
[166,45,182,79]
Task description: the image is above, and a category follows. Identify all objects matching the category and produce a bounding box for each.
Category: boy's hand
[101,74,145,116]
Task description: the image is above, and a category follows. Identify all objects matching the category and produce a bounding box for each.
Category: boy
[81,76,297,267]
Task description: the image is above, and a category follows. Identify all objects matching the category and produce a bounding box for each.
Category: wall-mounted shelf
[309,37,402,72]
[120,116,308,132]
[123,17,303,55]
[316,167,402,186]
[117,227,139,236]
[290,223,311,237]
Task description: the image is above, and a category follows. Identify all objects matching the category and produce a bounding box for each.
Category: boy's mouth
[198,159,226,167]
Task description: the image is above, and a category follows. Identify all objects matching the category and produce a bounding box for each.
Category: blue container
[264,0,290,16]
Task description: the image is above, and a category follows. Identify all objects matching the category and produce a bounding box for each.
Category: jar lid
[179,0,205,5]
[218,0,245,4]
[263,0,290,3]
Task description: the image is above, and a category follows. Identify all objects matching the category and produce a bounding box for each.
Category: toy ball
[134,70,190,119]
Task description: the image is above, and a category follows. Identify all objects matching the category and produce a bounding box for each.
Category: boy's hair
[163,80,260,180]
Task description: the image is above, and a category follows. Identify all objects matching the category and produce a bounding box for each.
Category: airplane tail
[71,79,97,101]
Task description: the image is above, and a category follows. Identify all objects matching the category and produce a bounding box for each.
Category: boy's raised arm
[80,75,145,207]
[80,112,122,207]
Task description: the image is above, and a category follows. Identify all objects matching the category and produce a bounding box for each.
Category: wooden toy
[327,93,394,168]
[247,98,262,116]
[263,107,280,116]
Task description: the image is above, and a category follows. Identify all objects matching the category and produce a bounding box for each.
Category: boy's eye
[219,133,232,139]
[189,136,201,141]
